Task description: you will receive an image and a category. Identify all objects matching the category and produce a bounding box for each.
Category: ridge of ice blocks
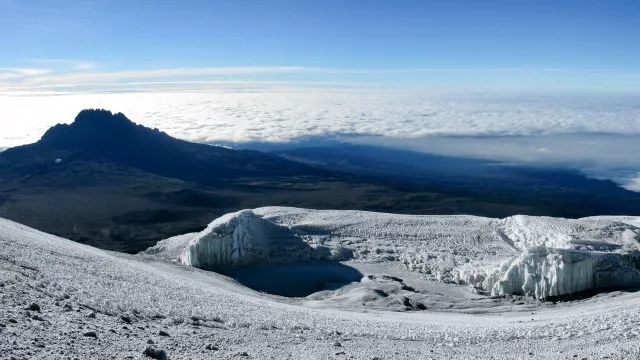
[173,207,640,299]
[180,210,335,270]
[491,246,640,300]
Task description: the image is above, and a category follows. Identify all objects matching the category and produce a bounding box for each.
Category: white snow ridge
[4,207,640,358]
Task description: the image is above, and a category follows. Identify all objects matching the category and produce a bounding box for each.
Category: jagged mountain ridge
[1,109,330,185]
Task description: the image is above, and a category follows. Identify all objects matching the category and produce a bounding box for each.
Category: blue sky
[1,0,639,92]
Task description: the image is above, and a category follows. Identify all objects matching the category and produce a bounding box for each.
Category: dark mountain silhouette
[1,109,327,184]
[1,109,434,253]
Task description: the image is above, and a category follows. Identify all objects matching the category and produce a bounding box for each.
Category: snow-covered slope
[2,214,640,359]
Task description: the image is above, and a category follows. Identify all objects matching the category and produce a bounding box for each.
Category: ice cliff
[181,210,311,270]
[180,210,349,271]
[490,247,640,300]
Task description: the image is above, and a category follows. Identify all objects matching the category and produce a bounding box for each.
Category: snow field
[3,208,640,358]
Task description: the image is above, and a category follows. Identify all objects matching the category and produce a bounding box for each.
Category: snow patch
[498,215,640,251]
[141,232,198,261]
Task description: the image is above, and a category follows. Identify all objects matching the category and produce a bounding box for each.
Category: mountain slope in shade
[2,110,459,253]
[1,109,329,185]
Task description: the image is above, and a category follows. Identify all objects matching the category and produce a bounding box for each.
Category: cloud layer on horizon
[2,63,639,94]
[1,90,640,189]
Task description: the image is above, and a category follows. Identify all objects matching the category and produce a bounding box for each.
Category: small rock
[123,326,129,330]
[63,304,73,311]
[332,341,342,347]
[83,331,97,338]
[236,352,249,357]
[8,319,17,324]
[87,312,96,319]
[147,339,155,344]
[205,344,219,350]
[143,347,167,360]
[31,315,44,321]
[26,303,40,312]
[120,315,132,324]
[158,330,170,337]
[109,329,117,333]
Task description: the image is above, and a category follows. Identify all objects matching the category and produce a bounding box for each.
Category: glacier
[179,209,352,271]
[180,210,313,270]
[491,246,640,300]
[174,207,640,300]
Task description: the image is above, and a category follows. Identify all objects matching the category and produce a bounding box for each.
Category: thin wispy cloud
[314,67,575,74]
[3,64,635,93]
[14,66,316,86]
[2,80,381,94]
[26,58,99,71]
[0,68,52,80]
[623,175,640,192]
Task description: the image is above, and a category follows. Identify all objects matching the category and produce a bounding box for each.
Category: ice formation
[491,247,640,300]
[174,207,640,299]
[180,210,320,270]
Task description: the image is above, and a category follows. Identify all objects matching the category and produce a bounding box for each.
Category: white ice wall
[180,210,317,270]
[491,247,640,300]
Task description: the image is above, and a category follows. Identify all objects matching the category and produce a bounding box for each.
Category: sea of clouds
[1,90,639,190]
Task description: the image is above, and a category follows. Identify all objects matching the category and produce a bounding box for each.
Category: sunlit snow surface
[3,208,640,358]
